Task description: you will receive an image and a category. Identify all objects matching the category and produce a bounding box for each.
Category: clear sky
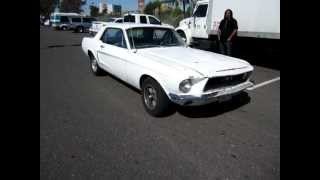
[106,0,152,11]
[81,0,155,15]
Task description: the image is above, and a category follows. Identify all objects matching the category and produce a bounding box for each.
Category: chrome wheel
[91,58,98,72]
[144,86,157,110]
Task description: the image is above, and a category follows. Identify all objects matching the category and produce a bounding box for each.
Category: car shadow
[175,92,251,118]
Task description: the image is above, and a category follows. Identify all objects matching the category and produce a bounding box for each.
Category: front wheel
[141,78,172,117]
[89,55,104,76]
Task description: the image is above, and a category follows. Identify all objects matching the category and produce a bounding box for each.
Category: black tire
[77,26,84,33]
[89,54,104,76]
[141,78,172,117]
[61,26,67,31]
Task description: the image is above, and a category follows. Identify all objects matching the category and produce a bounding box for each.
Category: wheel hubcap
[144,86,157,110]
[91,58,97,72]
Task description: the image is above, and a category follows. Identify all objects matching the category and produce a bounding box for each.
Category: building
[81,0,101,15]
[112,4,122,16]
[138,0,144,13]
[99,2,107,13]
[107,4,113,14]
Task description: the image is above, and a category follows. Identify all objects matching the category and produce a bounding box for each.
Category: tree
[144,1,156,15]
[90,6,99,17]
[60,0,82,13]
[171,6,182,17]
[40,0,56,17]
[153,0,162,17]
[144,0,162,16]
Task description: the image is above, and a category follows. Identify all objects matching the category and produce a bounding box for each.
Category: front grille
[203,72,251,92]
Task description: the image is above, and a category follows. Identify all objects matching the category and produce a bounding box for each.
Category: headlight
[179,77,206,93]
[179,79,192,93]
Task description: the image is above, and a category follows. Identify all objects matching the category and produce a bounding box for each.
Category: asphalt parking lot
[40,27,280,180]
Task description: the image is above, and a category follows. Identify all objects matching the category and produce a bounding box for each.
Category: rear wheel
[141,78,172,117]
[61,26,67,30]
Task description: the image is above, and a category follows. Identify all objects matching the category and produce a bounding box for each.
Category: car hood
[138,46,252,77]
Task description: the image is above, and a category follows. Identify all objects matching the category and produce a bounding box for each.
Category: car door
[97,28,129,81]
[191,3,208,39]
[71,17,81,29]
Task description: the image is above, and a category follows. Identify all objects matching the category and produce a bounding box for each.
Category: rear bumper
[169,81,254,106]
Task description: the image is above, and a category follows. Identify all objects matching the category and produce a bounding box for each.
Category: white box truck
[176,0,280,59]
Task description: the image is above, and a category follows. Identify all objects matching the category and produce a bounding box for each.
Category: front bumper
[169,81,254,106]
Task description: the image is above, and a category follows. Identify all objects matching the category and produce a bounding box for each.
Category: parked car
[81,23,254,117]
[70,17,97,33]
[50,12,81,30]
[89,17,123,35]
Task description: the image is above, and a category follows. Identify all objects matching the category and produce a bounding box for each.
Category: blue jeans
[219,41,232,56]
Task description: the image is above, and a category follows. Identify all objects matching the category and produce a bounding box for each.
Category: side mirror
[181,38,187,43]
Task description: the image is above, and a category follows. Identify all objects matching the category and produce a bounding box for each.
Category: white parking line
[247,77,280,91]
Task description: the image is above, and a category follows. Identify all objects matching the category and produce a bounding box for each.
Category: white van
[50,12,82,30]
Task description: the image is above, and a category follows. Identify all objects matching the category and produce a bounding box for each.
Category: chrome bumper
[169,81,254,106]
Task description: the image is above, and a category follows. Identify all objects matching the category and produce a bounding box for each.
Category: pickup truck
[81,23,254,117]
[89,14,173,35]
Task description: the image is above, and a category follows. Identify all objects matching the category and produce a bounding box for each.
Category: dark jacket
[219,18,238,42]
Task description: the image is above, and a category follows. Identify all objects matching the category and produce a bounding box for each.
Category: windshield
[126,27,186,49]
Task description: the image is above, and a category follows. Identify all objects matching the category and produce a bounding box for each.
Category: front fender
[139,71,173,98]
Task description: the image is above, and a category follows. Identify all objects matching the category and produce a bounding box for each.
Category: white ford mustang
[82,23,254,117]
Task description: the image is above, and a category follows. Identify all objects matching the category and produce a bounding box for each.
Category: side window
[148,16,161,25]
[124,15,135,23]
[72,17,81,23]
[83,18,91,23]
[140,16,147,24]
[100,28,127,48]
[60,16,69,23]
[193,4,208,17]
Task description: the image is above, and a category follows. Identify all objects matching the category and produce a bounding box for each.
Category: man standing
[218,9,238,56]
